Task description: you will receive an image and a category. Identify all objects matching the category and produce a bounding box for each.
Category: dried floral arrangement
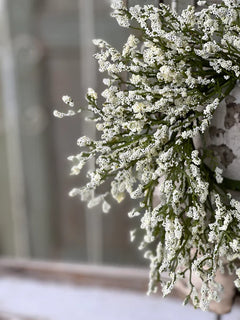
[54,0,240,311]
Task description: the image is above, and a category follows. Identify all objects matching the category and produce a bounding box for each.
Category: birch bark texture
[204,84,240,181]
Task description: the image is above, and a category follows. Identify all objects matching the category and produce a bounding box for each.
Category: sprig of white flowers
[54,0,240,311]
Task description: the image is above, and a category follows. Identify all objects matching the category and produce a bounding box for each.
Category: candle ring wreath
[54,0,240,311]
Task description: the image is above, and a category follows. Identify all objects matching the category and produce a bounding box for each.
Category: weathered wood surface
[0,258,187,301]
[0,258,239,311]
[0,276,226,320]
[0,258,150,293]
[0,312,43,320]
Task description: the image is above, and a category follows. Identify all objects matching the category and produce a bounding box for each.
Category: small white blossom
[53,109,76,118]
[197,0,206,6]
[56,0,240,311]
[215,167,223,184]
[87,88,98,100]
[102,200,111,213]
[77,136,92,147]
[62,95,74,107]
[130,229,137,242]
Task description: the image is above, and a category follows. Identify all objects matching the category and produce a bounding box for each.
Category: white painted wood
[0,277,217,320]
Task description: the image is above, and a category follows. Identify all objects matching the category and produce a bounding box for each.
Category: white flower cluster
[55,0,240,311]
[53,95,81,118]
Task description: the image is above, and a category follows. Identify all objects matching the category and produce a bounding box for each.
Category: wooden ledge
[0,258,150,292]
[0,258,186,300]
[0,257,238,313]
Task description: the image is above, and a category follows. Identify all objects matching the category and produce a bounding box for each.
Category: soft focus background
[1,0,238,319]
[0,0,218,268]
[1,0,192,267]
[0,0,141,265]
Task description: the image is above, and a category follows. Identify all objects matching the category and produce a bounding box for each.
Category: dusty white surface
[0,276,238,320]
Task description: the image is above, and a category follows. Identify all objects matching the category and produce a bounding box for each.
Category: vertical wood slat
[78,0,103,264]
[38,1,88,260]
[0,5,15,256]
[4,0,53,258]
[93,1,146,266]
[0,0,30,257]
[0,98,14,254]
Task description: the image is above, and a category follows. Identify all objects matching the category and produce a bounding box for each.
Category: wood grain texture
[0,258,150,292]
[0,258,185,301]
[0,312,45,320]
[0,258,238,310]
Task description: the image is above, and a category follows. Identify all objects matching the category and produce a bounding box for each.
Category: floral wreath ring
[54,0,240,311]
